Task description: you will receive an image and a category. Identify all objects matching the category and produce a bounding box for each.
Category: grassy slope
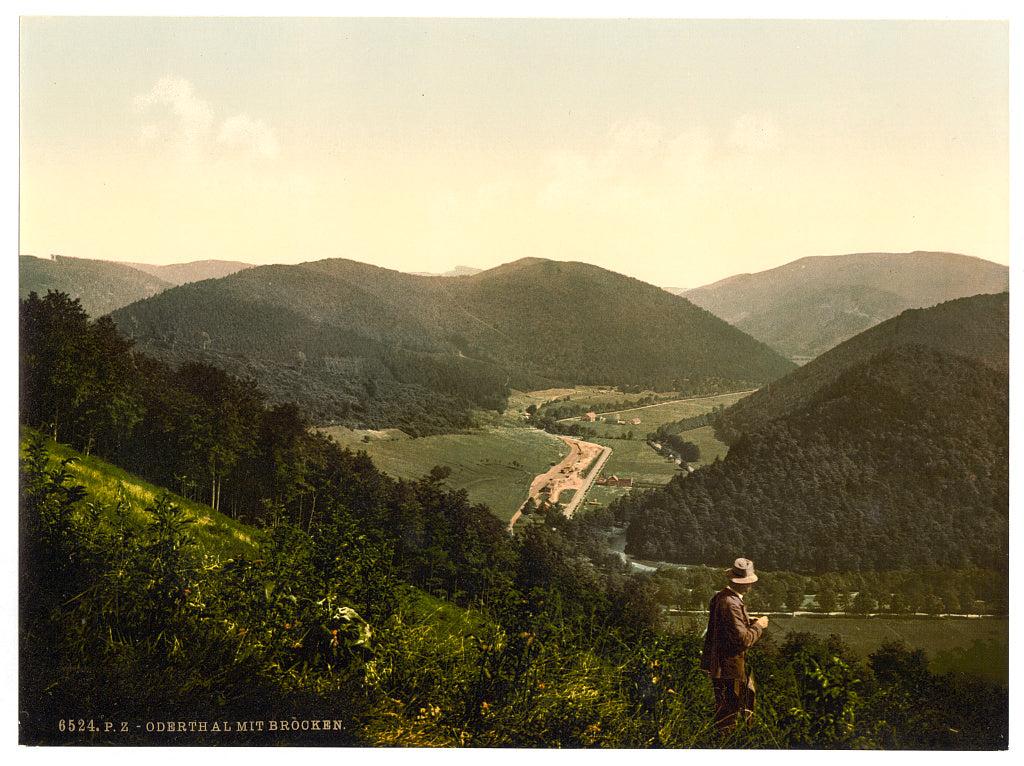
[21,430,258,559]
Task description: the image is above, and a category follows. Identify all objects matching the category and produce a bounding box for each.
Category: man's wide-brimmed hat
[727,557,758,584]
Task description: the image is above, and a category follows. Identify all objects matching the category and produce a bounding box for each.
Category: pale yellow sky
[18,14,1010,288]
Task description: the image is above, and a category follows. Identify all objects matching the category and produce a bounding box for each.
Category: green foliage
[717,291,1008,441]
[18,431,1009,747]
[783,651,866,747]
[17,290,1009,748]
[621,345,1008,573]
[20,290,142,454]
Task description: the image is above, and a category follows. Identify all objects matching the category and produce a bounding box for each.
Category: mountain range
[21,251,1007,368]
[683,251,1008,362]
[104,257,794,432]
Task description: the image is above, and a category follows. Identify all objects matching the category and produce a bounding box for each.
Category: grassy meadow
[20,432,257,559]
[321,389,744,522]
[574,391,753,439]
[320,425,569,523]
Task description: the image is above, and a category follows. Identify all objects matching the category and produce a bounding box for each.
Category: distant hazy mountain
[621,291,1009,573]
[716,291,1008,442]
[684,252,1009,362]
[19,255,253,317]
[20,255,171,318]
[108,256,795,431]
[126,259,252,285]
[413,265,483,277]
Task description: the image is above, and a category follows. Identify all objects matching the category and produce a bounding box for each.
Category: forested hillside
[107,257,794,433]
[716,292,1008,441]
[19,254,254,317]
[619,344,1008,572]
[20,254,172,318]
[684,252,1008,361]
[18,289,1008,748]
[444,258,794,389]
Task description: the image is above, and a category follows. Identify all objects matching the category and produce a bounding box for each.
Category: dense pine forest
[19,291,1008,748]
[620,345,1008,572]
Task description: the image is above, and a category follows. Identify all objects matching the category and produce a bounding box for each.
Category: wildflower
[285,623,291,629]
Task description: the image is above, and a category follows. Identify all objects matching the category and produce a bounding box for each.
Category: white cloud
[134,77,280,165]
[134,76,214,158]
[218,114,281,160]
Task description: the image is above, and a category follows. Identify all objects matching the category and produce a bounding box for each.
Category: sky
[18,12,1011,289]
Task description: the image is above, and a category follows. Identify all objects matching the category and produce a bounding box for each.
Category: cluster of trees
[619,345,1008,573]
[19,291,501,519]
[649,408,721,442]
[648,428,701,464]
[128,326,509,437]
[648,566,1004,616]
[532,392,673,422]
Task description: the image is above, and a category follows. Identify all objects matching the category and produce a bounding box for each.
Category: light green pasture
[321,425,569,524]
[575,391,753,439]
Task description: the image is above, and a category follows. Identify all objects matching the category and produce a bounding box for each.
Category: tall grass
[21,430,256,559]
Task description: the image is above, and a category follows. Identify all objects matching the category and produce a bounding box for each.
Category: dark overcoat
[700,587,764,680]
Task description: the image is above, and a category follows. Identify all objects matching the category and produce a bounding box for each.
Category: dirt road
[507,436,611,531]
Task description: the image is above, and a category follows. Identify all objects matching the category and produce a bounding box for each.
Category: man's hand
[754,616,769,629]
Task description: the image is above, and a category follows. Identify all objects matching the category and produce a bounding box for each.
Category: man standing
[700,557,769,734]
